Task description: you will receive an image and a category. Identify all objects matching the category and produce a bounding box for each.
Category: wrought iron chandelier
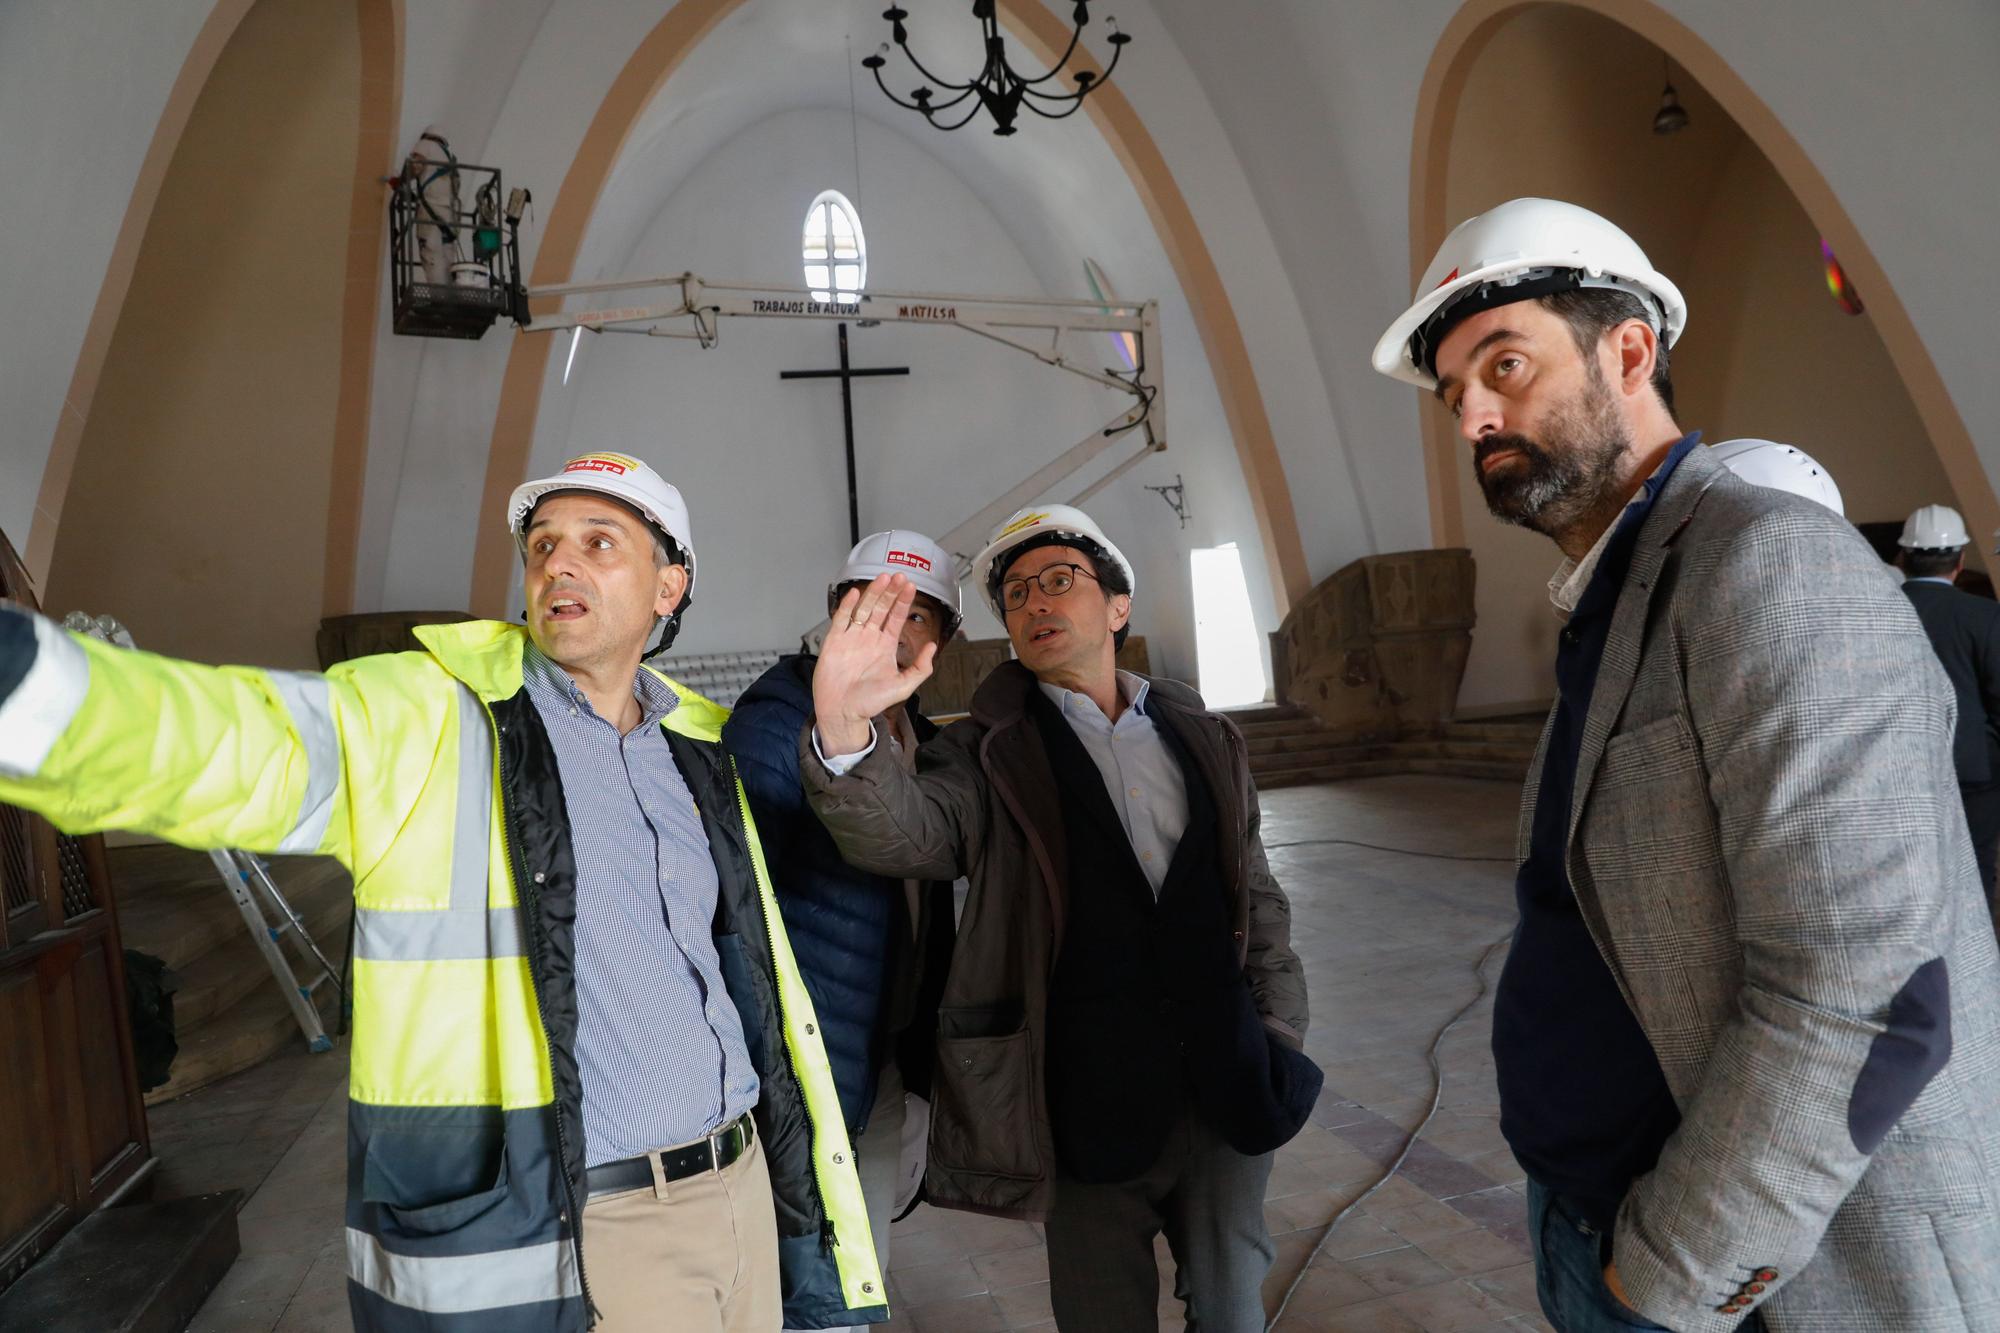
[862,1,1132,137]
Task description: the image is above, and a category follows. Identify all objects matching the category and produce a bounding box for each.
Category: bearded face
[1471,358,1632,539]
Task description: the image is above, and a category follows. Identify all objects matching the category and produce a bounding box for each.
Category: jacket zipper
[725,754,839,1256]
[488,703,600,1326]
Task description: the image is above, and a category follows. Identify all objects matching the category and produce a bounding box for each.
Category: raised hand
[813,573,938,757]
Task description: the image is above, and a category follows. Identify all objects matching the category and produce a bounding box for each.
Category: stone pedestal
[1270,549,1474,740]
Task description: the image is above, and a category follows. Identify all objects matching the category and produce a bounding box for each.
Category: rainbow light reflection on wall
[1083,258,1140,371]
[1820,238,1865,315]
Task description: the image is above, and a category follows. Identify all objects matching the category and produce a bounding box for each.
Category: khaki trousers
[583,1130,781,1332]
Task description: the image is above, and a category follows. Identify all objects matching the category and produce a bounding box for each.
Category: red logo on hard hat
[563,452,635,476]
[1434,267,1460,290]
[887,550,932,572]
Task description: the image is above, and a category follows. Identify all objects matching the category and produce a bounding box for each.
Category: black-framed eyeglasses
[999,562,1100,612]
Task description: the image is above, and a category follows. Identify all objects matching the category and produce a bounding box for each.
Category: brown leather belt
[584,1112,754,1198]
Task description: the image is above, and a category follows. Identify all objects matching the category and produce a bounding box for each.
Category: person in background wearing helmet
[0,452,886,1333]
[1705,439,1845,517]
[1373,198,2000,1332]
[797,506,1317,1333]
[1896,504,2000,906]
[722,530,962,1332]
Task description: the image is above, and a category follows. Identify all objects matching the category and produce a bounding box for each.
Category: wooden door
[0,532,150,1292]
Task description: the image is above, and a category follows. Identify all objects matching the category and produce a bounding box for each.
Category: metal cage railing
[388,150,528,339]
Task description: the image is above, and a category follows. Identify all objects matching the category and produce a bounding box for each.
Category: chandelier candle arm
[878,8,970,94]
[1007,16,1081,87]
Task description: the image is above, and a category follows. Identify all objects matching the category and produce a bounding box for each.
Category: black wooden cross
[779,322,909,546]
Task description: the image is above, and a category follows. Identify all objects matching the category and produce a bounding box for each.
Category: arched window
[803,190,866,303]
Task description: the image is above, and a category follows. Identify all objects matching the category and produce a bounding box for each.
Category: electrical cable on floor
[1262,837,1513,864]
[1266,927,1515,1330]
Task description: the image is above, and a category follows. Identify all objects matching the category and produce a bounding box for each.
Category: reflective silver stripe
[346,1227,578,1314]
[452,688,493,911]
[355,906,525,961]
[266,670,341,854]
[0,614,90,778]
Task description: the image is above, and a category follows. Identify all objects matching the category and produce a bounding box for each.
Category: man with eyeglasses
[798,505,1318,1332]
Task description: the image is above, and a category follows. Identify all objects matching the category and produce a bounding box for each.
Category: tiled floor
[150,1037,351,1333]
[170,774,1547,1332]
[147,1037,349,1209]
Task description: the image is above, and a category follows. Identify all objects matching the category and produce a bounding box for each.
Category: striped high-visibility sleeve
[0,607,351,863]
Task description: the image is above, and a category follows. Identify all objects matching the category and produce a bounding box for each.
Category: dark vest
[1032,692,1270,1184]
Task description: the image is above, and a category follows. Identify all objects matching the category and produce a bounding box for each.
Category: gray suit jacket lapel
[1565,445,1724,850]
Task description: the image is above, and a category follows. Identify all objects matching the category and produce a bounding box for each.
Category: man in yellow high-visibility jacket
[0,452,883,1332]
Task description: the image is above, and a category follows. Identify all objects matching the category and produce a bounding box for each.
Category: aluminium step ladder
[206,848,346,1053]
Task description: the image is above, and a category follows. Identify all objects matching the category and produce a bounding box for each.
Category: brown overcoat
[799,660,1308,1218]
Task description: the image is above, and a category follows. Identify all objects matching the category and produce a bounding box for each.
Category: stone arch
[24,0,399,618]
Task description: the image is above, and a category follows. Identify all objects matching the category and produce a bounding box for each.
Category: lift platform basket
[389,153,528,339]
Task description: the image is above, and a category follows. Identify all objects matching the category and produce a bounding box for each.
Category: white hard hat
[972,504,1135,618]
[1371,197,1688,390]
[508,451,697,595]
[1899,503,1970,550]
[831,530,961,629]
[1708,439,1845,518]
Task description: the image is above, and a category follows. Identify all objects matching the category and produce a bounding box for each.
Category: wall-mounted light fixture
[1145,473,1189,529]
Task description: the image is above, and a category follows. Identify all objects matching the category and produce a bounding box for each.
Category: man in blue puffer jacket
[724,530,960,1332]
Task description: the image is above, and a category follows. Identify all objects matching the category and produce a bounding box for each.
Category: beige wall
[1442,3,1958,715]
[1672,140,1958,553]
[45,0,359,669]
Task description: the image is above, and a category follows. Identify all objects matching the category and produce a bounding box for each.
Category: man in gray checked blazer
[1371,197,2000,1333]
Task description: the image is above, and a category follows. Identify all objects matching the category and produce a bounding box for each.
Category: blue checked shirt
[522,645,759,1166]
